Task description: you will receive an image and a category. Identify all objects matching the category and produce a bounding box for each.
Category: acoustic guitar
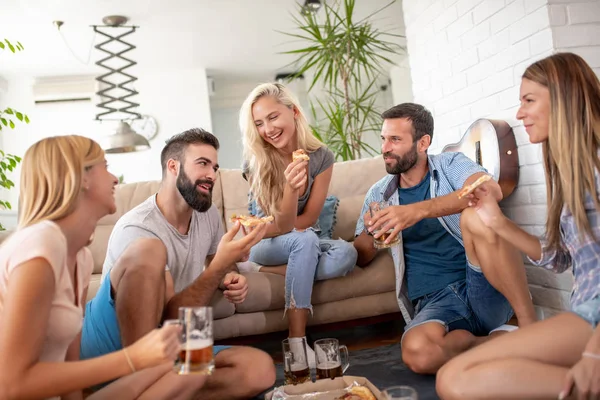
[442,119,519,199]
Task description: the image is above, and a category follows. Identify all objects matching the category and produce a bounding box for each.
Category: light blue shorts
[81,276,230,361]
[572,295,600,328]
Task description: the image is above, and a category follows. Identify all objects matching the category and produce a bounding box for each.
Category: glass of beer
[314,338,349,380]
[173,307,214,375]
[369,200,400,249]
[383,385,418,399]
[282,338,311,385]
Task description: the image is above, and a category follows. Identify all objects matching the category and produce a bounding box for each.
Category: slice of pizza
[292,149,310,162]
[458,174,492,199]
[337,386,376,400]
[230,214,274,227]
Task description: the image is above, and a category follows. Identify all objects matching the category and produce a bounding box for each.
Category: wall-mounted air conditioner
[32,75,97,104]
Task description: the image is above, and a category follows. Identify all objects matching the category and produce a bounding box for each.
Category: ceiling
[0,0,407,79]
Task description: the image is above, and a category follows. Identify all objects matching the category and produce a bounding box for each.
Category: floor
[250,318,406,364]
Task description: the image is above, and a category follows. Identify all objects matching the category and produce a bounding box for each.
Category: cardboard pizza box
[265,375,384,399]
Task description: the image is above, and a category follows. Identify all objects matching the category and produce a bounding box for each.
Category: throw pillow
[246,194,340,239]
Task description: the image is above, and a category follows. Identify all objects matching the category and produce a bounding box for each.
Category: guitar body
[442,119,519,199]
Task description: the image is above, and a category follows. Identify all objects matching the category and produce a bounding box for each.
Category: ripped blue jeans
[249,229,358,311]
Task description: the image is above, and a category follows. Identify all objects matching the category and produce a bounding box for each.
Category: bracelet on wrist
[123,347,137,373]
[582,351,600,360]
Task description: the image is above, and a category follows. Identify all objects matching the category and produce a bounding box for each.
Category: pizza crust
[230,214,274,227]
[458,174,492,199]
[292,149,310,162]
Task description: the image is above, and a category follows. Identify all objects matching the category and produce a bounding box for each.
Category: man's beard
[384,143,418,175]
[176,166,213,212]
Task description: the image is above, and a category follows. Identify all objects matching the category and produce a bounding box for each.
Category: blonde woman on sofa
[436,52,600,400]
[239,82,358,365]
[0,135,195,400]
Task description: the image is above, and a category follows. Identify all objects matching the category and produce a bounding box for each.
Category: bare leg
[89,364,206,400]
[109,238,167,345]
[259,265,287,276]
[401,322,483,374]
[436,313,593,400]
[460,207,537,327]
[193,347,276,400]
[288,308,309,337]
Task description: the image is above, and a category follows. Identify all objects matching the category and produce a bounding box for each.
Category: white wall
[549,0,600,76]
[401,0,600,318]
[0,67,213,228]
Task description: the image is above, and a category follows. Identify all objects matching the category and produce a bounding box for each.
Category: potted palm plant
[280,0,405,160]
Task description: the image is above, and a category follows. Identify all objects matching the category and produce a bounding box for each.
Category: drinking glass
[169,307,214,375]
[314,338,349,380]
[282,337,311,385]
[369,200,400,248]
[383,385,418,399]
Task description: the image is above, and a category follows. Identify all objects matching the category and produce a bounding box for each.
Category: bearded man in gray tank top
[80,128,276,399]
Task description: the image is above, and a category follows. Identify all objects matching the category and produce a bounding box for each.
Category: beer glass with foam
[173,307,214,375]
[314,338,349,380]
[282,337,311,385]
[368,200,400,249]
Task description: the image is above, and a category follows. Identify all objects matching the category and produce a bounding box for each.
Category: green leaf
[4,108,13,115]
[1,162,7,170]
[1,118,7,127]
[5,202,11,210]
[24,115,30,124]
[9,159,16,168]
[9,120,15,129]
[0,42,4,50]
[17,41,24,51]
[5,40,15,53]
[14,156,21,162]
[15,112,23,121]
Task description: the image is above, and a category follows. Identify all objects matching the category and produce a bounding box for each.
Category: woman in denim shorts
[437,52,600,399]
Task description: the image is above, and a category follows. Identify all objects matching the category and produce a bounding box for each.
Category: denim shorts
[404,261,514,337]
[572,295,600,328]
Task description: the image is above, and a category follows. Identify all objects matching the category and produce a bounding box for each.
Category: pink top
[0,220,93,366]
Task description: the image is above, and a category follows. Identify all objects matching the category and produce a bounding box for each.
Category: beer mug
[383,385,418,399]
[282,338,311,385]
[172,307,214,375]
[368,200,400,249]
[314,338,349,380]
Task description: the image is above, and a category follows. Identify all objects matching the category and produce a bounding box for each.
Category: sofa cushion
[235,251,396,313]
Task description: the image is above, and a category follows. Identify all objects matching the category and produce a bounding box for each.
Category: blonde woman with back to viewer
[0,136,202,400]
[436,52,600,400]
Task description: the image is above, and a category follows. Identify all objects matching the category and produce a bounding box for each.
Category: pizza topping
[230,214,274,227]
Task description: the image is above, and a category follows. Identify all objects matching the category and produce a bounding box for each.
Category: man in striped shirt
[354,103,536,374]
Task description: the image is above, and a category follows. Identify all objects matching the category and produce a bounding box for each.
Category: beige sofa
[85,155,400,340]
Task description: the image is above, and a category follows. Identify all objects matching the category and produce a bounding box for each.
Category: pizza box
[265,375,384,399]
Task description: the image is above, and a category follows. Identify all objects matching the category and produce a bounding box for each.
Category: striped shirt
[529,171,600,310]
[355,152,485,322]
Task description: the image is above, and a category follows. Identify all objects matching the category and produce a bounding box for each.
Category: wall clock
[131,115,159,140]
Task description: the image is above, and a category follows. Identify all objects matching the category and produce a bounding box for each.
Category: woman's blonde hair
[523,52,600,250]
[239,82,323,216]
[18,135,105,228]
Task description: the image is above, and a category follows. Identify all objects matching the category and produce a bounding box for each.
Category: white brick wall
[401,0,587,319]
[549,0,600,76]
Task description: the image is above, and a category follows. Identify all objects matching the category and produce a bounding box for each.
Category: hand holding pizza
[285,150,309,191]
[467,184,506,230]
[214,220,268,269]
[367,203,425,243]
